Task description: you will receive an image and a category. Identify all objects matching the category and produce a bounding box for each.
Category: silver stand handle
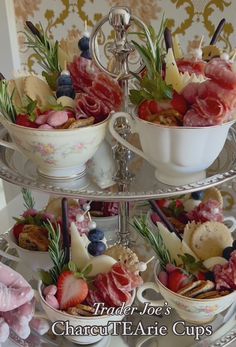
[90,6,148,245]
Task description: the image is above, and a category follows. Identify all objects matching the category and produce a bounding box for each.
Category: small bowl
[109,112,235,185]
[137,261,236,324]
[37,281,135,345]
[0,115,109,179]
[0,229,53,271]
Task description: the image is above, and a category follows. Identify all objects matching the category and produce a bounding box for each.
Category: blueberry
[88,228,104,242]
[205,271,215,281]
[222,246,234,260]
[232,240,236,250]
[81,50,91,60]
[88,241,106,256]
[78,36,90,51]
[191,191,204,200]
[56,86,75,99]
[57,75,73,86]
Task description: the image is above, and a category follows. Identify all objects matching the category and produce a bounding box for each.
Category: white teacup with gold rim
[109,112,235,186]
[137,261,236,324]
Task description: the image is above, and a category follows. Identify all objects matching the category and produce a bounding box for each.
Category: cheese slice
[173,34,183,60]
[164,48,182,93]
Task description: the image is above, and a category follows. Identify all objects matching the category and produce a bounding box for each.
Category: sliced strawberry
[167,269,189,292]
[57,271,88,310]
[12,224,24,241]
[155,199,169,209]
[171,91,188,115]
[138,100,161,121]
[197,271,206,281]
[16,115,38,128]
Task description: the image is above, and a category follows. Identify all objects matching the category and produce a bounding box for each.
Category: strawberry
[13,224,24,241]
[138,100,161,121]
[16,115,38,128]
[155,199,169,209]
[197,271,206,281]
[57,271,88,310]
[171,91,188,115]
[167,268,189,292]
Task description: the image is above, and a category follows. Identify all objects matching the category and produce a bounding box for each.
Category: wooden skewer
[61,198,70,264]
[0,73,5,81]
[149,200,182,240]
[209,18,226,45]
[198,35,204,49]
[164,27,173,51]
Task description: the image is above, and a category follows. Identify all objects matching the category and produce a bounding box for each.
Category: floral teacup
[0,115,108,179]
[137,261,236,324]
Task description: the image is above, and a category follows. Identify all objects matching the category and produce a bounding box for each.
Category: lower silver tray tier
[0,131,236,201]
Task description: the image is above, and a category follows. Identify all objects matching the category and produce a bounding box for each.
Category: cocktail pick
[149,200,182,240]
[164,27,173,51]
[138,256,155,272]
[76,200,93,222]
[0,73,5,81]
[209,18,226,45]
[61,197,70,264]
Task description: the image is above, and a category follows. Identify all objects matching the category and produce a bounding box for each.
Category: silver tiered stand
[0,6,236,347]
[0,7,236,246]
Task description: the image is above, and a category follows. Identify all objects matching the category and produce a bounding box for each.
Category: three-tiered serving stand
[1,6,236,347]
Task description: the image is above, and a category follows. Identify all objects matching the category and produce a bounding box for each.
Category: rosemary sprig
[43,220,66,284]
[24,22,61,74]
[132,216,173,270]
[24,22,61,89]
[0,80,16,123]
[129,16,173,106]
[21,188,35,210]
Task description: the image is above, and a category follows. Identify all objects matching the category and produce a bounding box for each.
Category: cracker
[183,221,200,247]
[7,79,23,109]
[190,221,233,260]
[68,116,95,128]
[202,187,223,208]
[24,75,54,108]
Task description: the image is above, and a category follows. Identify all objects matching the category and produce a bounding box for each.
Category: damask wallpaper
[13,0,236,72]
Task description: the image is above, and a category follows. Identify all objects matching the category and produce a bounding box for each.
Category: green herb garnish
[129,16,173,106]
[0,80,17,123]
[132,216,173,269]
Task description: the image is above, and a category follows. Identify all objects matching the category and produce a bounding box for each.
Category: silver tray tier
[0,130,236,201]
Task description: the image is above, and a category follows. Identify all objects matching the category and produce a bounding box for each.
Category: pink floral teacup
[0,115,109,179]
[137,261,236,324]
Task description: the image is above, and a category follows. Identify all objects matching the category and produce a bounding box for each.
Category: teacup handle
[224,216,236,233]
[136,282,165,306]
[0,235,21,262]
[109,112,152,163]
[0,139,18,151]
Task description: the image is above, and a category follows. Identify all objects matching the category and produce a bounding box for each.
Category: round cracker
[190,221,233,260]
[202,187,223,208]
[183,221,200,247]
[24,75,54,108]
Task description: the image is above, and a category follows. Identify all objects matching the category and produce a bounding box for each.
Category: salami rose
[177,59,206,76]
[187,199,223,223]
[204,58,236,90]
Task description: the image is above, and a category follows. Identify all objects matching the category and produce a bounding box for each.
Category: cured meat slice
[194,97,225,120]
[111,270,132,292]
[182,83,201,105]
[177,59,206,76]
[214,251,236,290]
[76,94,109,123]
[198,80,236,112]
[187,199,223,223]
[69,56,99,93]
[87,73,123,112]
[204,58,236,89]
